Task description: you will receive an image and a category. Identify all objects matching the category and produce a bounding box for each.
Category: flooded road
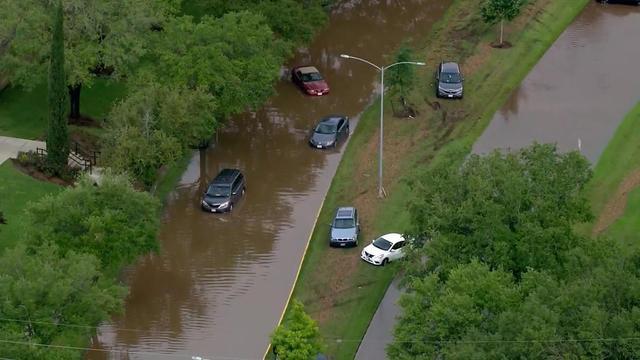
[87,1,450,359]
[473,2,640,163]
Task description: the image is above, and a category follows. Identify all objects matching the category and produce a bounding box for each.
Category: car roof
[211,168,240,185]
[336,207,356,218]
[380,233,405,243]
[319,115,346,125]
[297,66,320,74]
[441,62,460,73]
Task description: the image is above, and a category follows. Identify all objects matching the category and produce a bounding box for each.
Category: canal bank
[86,1,451,359]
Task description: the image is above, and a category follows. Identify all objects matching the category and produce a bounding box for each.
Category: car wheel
[381,258,389,266]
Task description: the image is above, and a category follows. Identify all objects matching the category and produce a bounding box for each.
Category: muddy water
[473,2,640,163]
[87,1,450,359]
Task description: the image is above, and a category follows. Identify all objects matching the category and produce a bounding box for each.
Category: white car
[361,233,407,266]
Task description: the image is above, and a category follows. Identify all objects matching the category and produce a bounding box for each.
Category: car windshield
[302,72,323,82]
[333,218,355,229]
[315,123,337,134]
[206,184,231,197]
[440,72,461,84]
[372,237,393,251]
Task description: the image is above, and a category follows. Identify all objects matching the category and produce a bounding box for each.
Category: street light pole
[340,54,425,198]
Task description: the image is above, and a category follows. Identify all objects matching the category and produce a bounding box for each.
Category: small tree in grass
[46,1,69,175]
[481,0,525,47]
[387,45,416,110]
[0,211,5,225]
[271,300,323,360]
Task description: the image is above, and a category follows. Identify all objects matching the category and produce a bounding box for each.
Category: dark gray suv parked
[330,207,359,247]
[436,61,464,99]
[201,169,246,213]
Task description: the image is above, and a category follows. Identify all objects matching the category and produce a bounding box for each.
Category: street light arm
[340,54,382,71]
[384,61,426,70]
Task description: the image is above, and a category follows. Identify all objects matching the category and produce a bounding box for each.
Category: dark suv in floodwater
[201,169,246,213]
[596,0,640,5]
[436,61,464,99]
[329,207,359,247]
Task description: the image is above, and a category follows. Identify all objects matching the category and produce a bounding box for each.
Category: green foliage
[154,12,287,119]
[181,0,327,44]
[480,0,525,45]
[271,300,323,360]
[0,243,124,359]
[102,77,216,186]
[406,143,592,279]
[390,239,640,359]
[480,0,525,24]
[46,2,69,174]
[387,45,417,102]
[26,172,161,269]
[1,0,164,88]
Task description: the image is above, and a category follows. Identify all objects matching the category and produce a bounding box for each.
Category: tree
[389,239,640,359]
[0,243,124,359]
[0,0,167,119]
[387,45,417,109]
[154,12,288,119]
[26,171,161,269]
[405,143,592,279]
[480,0,525,46]
[0,211,5,225]
[102,78,216,186]
[271,300,323,360]
[46,2,69,174]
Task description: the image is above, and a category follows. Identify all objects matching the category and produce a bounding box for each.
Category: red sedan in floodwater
[291,66,330,96]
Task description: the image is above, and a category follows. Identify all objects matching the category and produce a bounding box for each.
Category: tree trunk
[500,20,504,46]
[68,83,82,120]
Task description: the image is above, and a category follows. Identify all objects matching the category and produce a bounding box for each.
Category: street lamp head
[340,54,350,59]
[415,62,426,66]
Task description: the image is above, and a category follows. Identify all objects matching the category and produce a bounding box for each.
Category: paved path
[354,278,401,360]
[0,135,45,165]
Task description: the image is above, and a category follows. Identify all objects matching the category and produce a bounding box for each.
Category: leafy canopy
[390,238,640,359]
[271,300,323,360]
[0,0,167,89]
[387,45,417,101]
[26,172,161,269]
[154,12,288,119]
[406,143,592,279]
[102,77,217,186]
[0,243,124,359]
[480,0,525,25]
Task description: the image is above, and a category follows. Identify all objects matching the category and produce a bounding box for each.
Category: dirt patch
[69,115,103,128]
[490,41,513,49]
[592,169,640,235]
[10,158,75,187]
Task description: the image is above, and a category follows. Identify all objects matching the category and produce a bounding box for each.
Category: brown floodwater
[473,2,640,163]
[86,1,450,359]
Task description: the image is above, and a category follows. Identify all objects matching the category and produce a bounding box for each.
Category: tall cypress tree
[46,1,69,174]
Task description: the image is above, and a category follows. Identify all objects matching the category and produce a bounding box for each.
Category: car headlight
[218,201,230,208]
[202,200,208,206]
[326,140,335,146]
[309,89,316,94]
[374,254,384,260]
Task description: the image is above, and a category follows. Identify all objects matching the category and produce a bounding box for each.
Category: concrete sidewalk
[0,136,45,165]
[354,278,402,360]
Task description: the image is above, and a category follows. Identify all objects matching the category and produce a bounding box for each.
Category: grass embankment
[585,101,640,246]
[0,161,61,253]
[273,0,590,358]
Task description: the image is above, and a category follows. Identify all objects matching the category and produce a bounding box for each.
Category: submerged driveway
[87,1,451,359]
[473,2,640,162]
[356,3,640,360]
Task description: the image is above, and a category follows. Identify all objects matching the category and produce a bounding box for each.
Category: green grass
[585,102,640,221]
[153,152,194,203]
[273,0,591,359]
[0,78,126,139]
[0,161,61,253]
